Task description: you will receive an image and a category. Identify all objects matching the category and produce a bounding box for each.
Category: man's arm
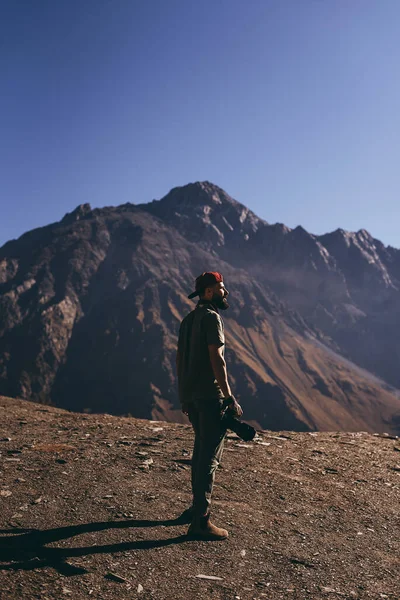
[208,345,243,416]
[208,344,231,398]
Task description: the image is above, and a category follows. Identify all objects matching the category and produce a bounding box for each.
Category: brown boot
[187,513,229,541]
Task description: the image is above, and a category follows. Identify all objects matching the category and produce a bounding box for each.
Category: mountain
[1,182,400,433]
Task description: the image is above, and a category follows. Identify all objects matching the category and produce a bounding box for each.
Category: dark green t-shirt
[177,302,225,404]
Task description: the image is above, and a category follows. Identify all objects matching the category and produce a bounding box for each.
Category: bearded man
[176,271,243,540]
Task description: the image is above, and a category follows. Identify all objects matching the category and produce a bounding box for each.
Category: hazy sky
[1,0,400,248]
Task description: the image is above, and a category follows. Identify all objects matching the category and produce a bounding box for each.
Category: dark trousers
[187,397,227,517]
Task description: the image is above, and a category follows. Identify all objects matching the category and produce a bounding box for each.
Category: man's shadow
[0,514,191,575]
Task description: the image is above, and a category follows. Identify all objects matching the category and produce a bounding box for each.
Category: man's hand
[225,395,243,417]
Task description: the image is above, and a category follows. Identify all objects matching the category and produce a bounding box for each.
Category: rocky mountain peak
[139,181,264,247]
[61,203,92,224]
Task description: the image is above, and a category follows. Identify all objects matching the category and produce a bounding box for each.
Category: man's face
[211,282,230,310]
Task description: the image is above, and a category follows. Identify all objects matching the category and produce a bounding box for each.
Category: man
[176,271,243,540]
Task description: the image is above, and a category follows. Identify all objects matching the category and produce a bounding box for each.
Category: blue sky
[1,0,400,248]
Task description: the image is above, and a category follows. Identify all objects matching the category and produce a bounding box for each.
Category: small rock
[105,572,127,583]
[137,583,144,593]
[196,574,223,581]
[240,550,246,557]
[33,497,43,504]
[62,588,72,595]
[0,490,12,497]
[151,427,163,432]
[0,437,11,442]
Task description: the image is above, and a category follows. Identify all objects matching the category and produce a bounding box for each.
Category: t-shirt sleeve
[203,312,225,347]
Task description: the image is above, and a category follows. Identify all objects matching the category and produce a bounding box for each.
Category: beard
[212,293,229,311]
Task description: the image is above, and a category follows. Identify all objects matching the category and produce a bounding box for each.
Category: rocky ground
[1,395,399,600]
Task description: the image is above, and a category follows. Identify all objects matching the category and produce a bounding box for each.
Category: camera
[221,398,256,442]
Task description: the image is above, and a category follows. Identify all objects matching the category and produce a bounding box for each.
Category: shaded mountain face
[1,182,400,433]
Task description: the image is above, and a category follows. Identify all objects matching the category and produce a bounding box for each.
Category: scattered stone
[195,574,223,581]
[290,558,315,568]
[0,437,11,442]
[105,572,128,583]
[240,549,246,557]
[0,490,12,497]
[137,583,144,593]
[33,496,43,504]
[62,588,72,595]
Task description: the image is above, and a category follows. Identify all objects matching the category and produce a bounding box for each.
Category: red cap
[188,272,223,299]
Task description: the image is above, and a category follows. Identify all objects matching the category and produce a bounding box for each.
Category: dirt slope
[1,396,399,600]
